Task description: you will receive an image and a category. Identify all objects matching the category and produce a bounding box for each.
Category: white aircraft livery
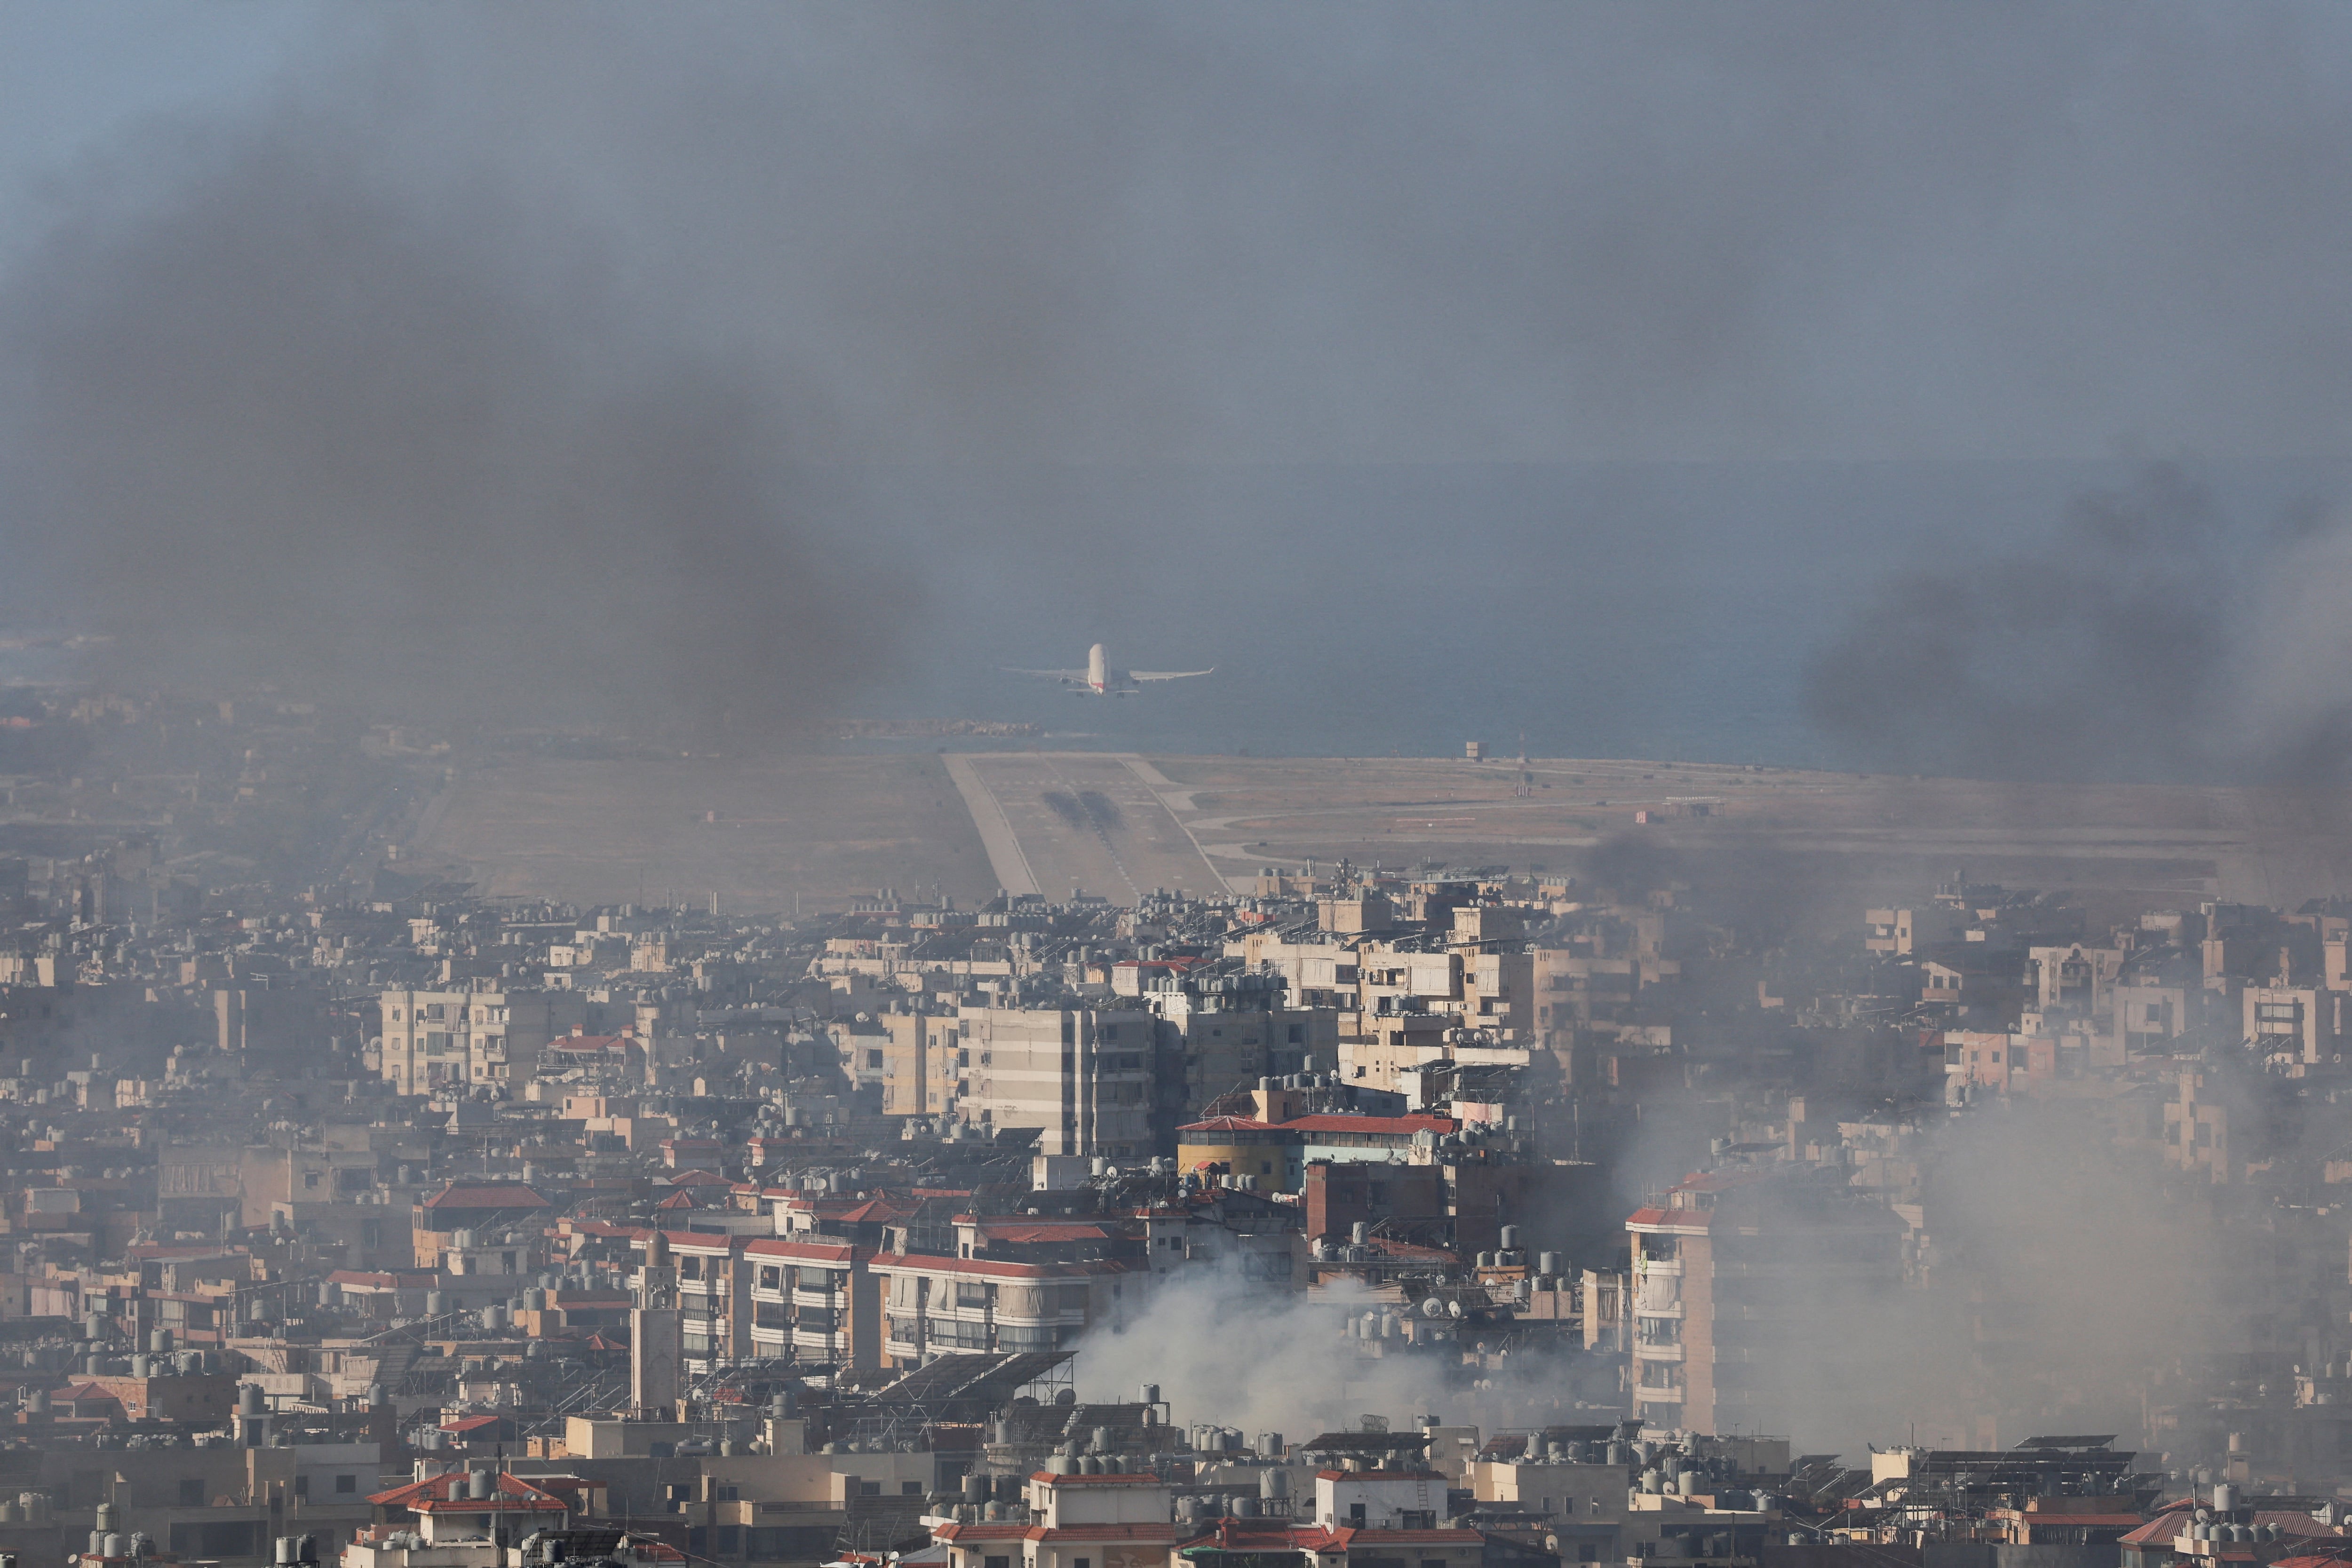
[1007,643,1214,696]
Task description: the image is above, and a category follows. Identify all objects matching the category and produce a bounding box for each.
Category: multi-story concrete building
[2243,985,2349,1069]
[878,1010,960,1117]
[873,1251,1136,1364]
[954,1005,1157,1157]
[656,1230,885,1375]
[1626,1168,1901,1435]
[377,987,586,1093]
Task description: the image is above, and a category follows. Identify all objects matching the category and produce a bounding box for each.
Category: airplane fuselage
[1010,643,1209,695]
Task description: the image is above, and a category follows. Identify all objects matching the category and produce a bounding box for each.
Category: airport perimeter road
[941,753,1040,896]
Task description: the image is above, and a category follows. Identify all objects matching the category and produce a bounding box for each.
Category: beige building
[2027,943,2128,1014]
[954,1005,1156,1157]
[377,987,586,1093]
[878,1011,960,1117]
[1864,906,1955,956]
[2244,985,2347,1068]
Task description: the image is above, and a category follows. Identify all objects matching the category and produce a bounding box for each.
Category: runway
[942,753,1231,901]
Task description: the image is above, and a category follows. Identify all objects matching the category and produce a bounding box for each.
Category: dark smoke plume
[9,5,2352,744]
[0,113,896,741]
[1804,466,2352,783]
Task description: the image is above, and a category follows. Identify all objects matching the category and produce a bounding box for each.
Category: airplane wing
[1004,667,1088,680]
[1128,668,1215,681]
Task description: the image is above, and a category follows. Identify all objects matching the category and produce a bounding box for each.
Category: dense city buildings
[6,697,2352,1568]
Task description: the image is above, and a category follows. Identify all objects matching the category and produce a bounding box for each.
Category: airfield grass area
[413,752,1001,913]
[411,748,2352,917]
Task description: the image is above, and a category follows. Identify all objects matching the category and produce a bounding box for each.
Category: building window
[335,1475,357,1494]
[179,1479,206,1506]
[903,1481,923,1495]
[293,1475,309,1498]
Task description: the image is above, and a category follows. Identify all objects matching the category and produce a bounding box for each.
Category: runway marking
[1038,756,1142,903]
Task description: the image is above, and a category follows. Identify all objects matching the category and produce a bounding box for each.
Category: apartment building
[661,1231,884,1374]
[956,1005,1157,1157]
[878,1011,960,1117]
[1626,1168,1902,1435]
[2243,985,2349,1068]
[377,987,586,1093]
[871,1252,1136,1365]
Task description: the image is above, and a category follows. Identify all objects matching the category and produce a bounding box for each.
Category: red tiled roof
[661,1230,747,1253]
[2109,1514,2182,1548]
[1286,1114,1456,1137]
[1175,1525,1348,1555]
[743,1236,858,1263]
[872,1255,1133,1282]
[975,1221,1112,1243]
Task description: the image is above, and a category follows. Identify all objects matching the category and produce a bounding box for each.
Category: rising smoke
[0,108,898,741]
[1805,466,2352,784]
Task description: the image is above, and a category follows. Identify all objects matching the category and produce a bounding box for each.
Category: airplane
[1007,643,1214,697]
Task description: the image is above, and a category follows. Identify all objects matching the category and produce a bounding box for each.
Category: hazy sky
[7,2,2352,466]
[6,3,2352,768]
